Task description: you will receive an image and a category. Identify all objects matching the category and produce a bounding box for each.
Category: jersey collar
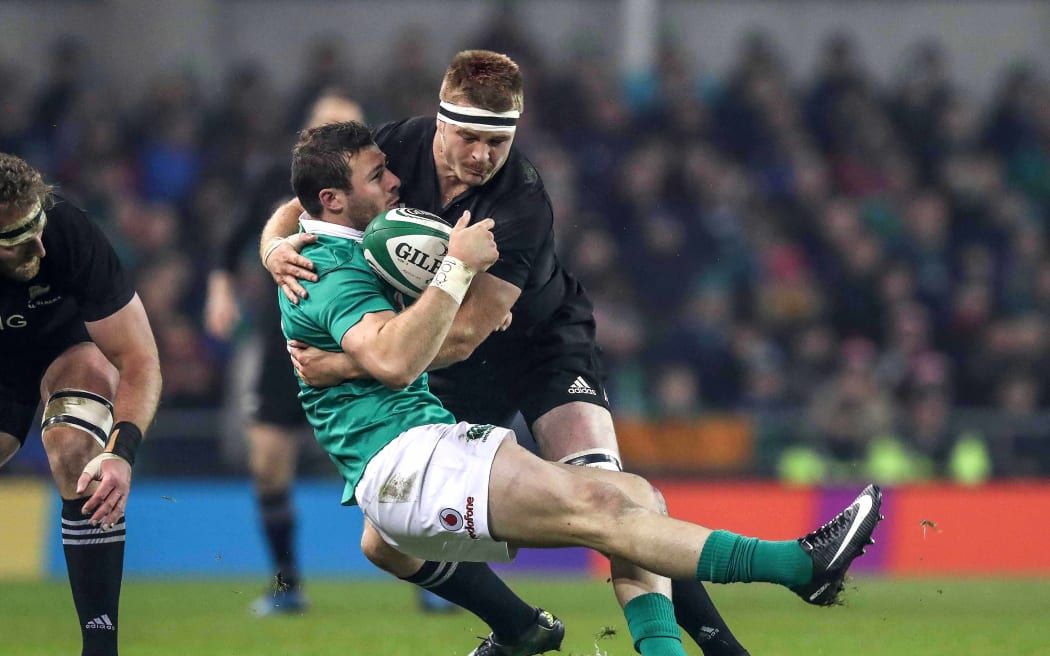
[299,215,364,242]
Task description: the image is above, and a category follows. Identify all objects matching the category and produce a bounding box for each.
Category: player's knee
[43,428,100,488]
[561,450,665,516]
[651,484,669,516]
[41,389,113,450]
[360,525,397,570]
[572,478,639,537]
[40,388,114,490]
[614,471,665,515]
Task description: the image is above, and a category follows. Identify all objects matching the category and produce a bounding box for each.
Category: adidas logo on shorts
[567,376,597,396]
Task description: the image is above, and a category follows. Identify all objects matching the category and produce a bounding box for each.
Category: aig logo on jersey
[0,313,27,330]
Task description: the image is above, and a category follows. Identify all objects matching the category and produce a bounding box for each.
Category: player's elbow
[443,329,483,364]
[371,360,419,391]
[380,376,413,392]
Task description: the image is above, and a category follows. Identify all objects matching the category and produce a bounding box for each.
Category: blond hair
[0,153,51,216]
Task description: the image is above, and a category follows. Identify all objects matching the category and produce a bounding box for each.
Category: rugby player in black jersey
[260,51,749,656]
[0,153,161,656]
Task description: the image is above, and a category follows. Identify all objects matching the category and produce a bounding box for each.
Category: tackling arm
[336,213,498,389]
[428,272,521,368]
[258,198,306,260]
[291,271,518,386]
[260,198,319,303]
[341,288,463,390]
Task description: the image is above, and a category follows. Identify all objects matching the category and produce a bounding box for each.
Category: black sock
[62,498,124,656]
[258,490,300,589]
[671,579,749,656]
[403,561,536,642]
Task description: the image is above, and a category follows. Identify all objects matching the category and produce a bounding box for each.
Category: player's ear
[318,188,344,213]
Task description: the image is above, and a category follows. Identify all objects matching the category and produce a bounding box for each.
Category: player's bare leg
[40,343,118,497]
[361,520,560,653]
[491,442,697,654]
[561,462,685,655]
[488,441,882,652]
[0,432,19,468]
[532,402,750,655]
[248,422,306,615]
[40,342,123,656]
[531,401,621,467]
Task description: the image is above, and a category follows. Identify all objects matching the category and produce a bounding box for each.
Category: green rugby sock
[624,593,686,656]
[697,530,812,586]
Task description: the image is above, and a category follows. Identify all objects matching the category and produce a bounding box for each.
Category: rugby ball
[362,207,452,298]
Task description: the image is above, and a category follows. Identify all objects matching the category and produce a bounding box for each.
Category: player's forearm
[109,350,162,434]
[427,320,486,369]
[368,288,461,389]
[259,199,306,261]
[426,284,509,369]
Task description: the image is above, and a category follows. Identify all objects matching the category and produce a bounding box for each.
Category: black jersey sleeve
[485,188,554,290]
[52,199,136,321]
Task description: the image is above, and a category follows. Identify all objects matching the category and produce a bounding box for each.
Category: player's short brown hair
[291,121,376,217]
[0,153,51,216]
[439,50,524,114]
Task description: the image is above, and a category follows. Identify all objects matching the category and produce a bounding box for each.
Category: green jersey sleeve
[279,239,395,350]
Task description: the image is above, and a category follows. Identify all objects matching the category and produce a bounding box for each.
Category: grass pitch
[1,577,1047,655]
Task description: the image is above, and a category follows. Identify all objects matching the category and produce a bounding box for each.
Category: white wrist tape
[262,237,286,266]
[428,256,474,304]
[81,452,128,480]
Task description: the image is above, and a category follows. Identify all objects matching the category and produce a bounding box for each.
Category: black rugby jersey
[373,117,593,353]
[0,196,134,353]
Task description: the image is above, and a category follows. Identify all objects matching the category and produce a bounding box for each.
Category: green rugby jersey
[277,219,454,505]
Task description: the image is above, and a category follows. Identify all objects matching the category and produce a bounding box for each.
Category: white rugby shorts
[354,422,516,562]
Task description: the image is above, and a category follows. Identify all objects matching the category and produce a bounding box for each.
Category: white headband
[0,201,45,247]
[437,101,519,132]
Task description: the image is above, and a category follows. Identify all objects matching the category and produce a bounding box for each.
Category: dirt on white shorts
[354,421,516,562]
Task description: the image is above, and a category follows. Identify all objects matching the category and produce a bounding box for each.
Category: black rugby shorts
[430,329,609,428]
[0,321,91,443]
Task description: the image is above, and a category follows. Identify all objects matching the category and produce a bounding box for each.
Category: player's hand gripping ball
[362,207,453,298]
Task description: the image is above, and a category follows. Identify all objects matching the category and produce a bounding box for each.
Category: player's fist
[447,211,498,273]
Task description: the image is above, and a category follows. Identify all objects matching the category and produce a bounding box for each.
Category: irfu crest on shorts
[465,424,495,442]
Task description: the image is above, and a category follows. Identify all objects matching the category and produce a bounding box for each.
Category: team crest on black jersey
[27,284,61,309]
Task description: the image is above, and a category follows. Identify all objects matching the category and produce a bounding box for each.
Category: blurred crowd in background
[2,12,1049,482]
